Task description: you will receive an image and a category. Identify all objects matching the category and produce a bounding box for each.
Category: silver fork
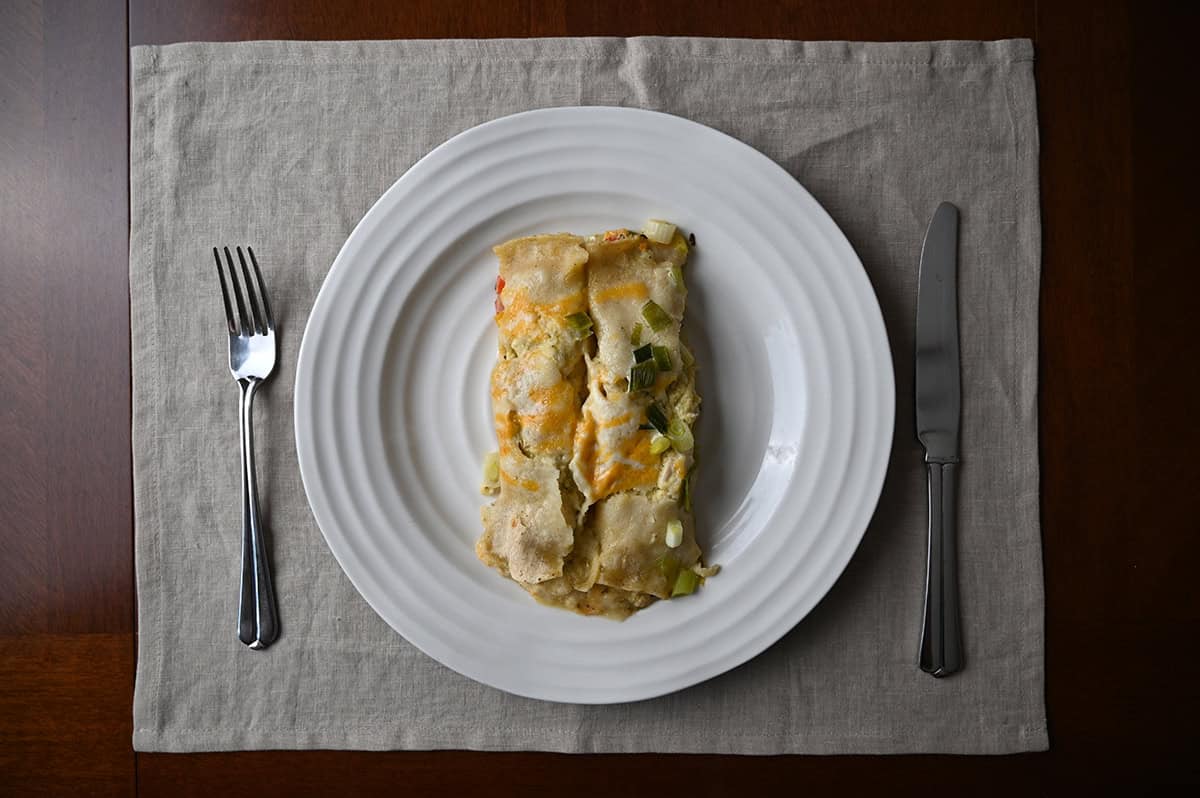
[214,246,280,650]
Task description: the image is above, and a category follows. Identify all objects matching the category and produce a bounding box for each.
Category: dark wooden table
[2,0,1197,793]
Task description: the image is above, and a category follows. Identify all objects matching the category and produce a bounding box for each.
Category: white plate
[295,107,894,703]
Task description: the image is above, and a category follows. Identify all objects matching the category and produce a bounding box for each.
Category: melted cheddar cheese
[570,368,660,504]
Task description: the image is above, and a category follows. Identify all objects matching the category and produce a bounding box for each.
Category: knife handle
[919,461,963,677]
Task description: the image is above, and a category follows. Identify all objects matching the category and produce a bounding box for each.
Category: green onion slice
[664,519,683,548]
[667,417,694,453]
[482,451,499,485]
[630,322,643,347]
[565,311,593,336]
[645,402,669,434]
[649,433,671,455]
[628,361,657,392]
[651,345,672,372]
[641,300,672,332]
[682,470,693,512]
[643,219,677,244]
[669,265,684,289]
[632,343,653,363]
[671,569,699,597]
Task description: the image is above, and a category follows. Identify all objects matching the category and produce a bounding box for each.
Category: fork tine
[236,246,264,335]
[245,247,274,331]
[223,246,251,336]
[213,247,237,334]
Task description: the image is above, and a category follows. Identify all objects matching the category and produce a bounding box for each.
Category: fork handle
[237,378,279,649]
[919,461,962,677]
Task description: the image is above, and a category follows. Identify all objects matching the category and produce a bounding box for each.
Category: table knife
[915,201,963,678]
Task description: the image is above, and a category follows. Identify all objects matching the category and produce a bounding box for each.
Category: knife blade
[915,201,963,677]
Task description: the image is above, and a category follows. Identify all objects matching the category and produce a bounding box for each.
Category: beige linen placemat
[131,37,1045,753]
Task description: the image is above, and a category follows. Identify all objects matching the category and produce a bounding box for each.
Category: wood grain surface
[2,0,1197,794]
